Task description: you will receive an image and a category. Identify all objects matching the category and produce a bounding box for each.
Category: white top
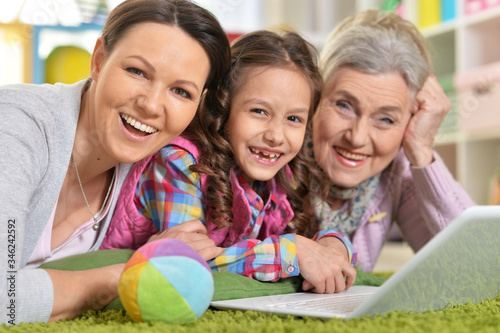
[26,166,120,268]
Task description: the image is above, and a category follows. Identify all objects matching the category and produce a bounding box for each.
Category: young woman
[0,0,230,324]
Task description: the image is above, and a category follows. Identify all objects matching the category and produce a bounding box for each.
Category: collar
[234,168,279,211]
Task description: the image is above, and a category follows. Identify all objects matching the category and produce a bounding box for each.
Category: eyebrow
[127,55,155,73]
[336,89,403,113]
[245,98,309,114]
[126,55,201,94]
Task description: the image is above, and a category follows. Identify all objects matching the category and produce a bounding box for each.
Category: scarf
[304,132,380,235]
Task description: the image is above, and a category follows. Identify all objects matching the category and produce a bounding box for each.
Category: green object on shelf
[436,73,459,139]
[381,0,402,12]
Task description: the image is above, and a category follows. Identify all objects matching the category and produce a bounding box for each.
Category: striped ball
[118,238,214,324]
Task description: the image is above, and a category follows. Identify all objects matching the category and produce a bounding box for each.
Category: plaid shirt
[135,144,356,281]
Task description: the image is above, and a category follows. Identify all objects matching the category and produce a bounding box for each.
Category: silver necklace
[71,152,115,231]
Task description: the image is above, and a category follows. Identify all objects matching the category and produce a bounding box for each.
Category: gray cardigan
[0,80,131,324]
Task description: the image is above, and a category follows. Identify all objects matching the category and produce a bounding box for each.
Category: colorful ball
[118,238,214,324]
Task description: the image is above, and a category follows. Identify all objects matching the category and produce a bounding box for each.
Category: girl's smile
[227,66,311,184]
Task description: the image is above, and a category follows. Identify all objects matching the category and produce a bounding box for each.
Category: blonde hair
[319,9,431,97]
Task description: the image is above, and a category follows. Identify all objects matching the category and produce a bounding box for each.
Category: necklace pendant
[92,224,99,231]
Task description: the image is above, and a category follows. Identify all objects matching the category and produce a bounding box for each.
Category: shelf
[464,129,500,142]
[463,4,500,26]
[421,19,457,38]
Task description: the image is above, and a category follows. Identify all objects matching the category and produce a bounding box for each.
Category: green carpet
[2,295,499,333]
[3,251,499,332]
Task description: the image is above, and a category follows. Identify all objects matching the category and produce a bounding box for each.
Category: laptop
[210,205,500,319]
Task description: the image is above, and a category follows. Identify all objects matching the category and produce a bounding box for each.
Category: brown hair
[101,0,231,92]
[184,30,323,236]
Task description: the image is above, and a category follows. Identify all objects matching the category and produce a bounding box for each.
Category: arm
[0,102,55,324]
[136,146,205,230]
[209,234,299,282]
[44,264,124,322]
[403,75,451,167]
[208,229,357,292]
[397,75,475,250]
[135,146,222,260]
[396,152,476,251]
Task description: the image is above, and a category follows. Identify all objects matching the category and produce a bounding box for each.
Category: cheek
[374,129,405,161]
[289,129,306,154]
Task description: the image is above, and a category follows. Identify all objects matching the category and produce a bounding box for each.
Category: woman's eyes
[334,99,396,125]
[379,117,395,125]
[127,67,192,99]
[126,67,145,77]
[172,88,191,99]
[335,100,351,112]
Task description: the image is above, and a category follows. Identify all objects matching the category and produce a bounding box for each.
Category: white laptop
[210,206,500,319]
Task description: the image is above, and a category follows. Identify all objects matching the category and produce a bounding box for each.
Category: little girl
[102,30,357,293]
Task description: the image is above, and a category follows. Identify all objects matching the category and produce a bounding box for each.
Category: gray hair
[319,9,431,97]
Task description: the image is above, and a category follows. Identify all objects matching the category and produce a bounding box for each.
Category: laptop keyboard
[269,293,372,314]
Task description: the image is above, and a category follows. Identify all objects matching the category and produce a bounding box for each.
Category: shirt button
[287,266,295,273]
[281,210,286,218]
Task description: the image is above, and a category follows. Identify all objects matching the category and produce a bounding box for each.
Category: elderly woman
[309,9,475,273]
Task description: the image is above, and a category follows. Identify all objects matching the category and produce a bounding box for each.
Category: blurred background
[1,0,499,269]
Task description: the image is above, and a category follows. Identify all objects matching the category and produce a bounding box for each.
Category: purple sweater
[348,149,475,272]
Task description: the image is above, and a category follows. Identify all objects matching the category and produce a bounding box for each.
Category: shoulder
[155,141,197,168]
[0,80,84,113]
[147,139,202,186]
[0,80,85,135]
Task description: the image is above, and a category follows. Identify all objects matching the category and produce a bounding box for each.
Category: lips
[334,146,369,168]
[120,113,158,135]
[249,147,282,163]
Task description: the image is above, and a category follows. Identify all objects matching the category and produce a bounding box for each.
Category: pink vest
[100,136,294,250]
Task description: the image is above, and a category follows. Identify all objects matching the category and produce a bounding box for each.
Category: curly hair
[183,29,324,236]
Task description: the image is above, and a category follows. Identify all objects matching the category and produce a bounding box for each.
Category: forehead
[111,22,202,57]
[326,67,412,112]
[236,65,304,90]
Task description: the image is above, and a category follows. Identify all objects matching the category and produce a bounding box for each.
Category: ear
[90,37,107,81]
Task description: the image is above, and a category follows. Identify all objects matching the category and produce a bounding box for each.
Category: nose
[136,85,165,116]
[345,118,370,148]
[263,119,285,146]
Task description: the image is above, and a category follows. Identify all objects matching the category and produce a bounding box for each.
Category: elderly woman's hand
[403,75,451,167]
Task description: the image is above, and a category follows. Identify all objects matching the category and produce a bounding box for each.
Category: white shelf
[420,2,500,204]
[218,0,500,205]
[421,19,457,38]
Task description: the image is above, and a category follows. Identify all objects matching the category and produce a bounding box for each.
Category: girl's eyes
[250,108,266,115]
[172,87,191,99]
[249,109,305,124]
[287,115,304,123]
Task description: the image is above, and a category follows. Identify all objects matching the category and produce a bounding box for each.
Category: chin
[328,174,364,189]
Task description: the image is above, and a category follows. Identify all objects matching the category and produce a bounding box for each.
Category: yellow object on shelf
[45,45,91,84]
[419,0,441,28]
